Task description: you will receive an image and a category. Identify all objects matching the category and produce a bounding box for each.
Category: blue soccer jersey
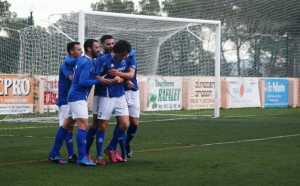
[68,55,100,102]
[125,51,139,91]
[64,55,78,67]
[56,56,74,106]
[94,52,105,96]
[95,53,127,98]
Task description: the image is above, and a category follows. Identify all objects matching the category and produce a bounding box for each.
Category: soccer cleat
[48,154,67,164]
[95,156,106,165]
[68,154,78,163]
[85,154,94,163]
[104,149,117,163]
[122,154,128,162]
[114,150,124,162]
[77,156,96,167]
[126,144,132,158]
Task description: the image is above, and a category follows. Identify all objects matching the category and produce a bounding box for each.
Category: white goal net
[50,11,221,117]
[0,11,221,122]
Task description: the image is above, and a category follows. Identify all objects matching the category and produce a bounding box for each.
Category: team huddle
[48,35,140,166]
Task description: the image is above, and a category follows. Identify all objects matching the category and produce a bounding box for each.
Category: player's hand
[126,80,134,89]
[113,76,124,84]
[108,69,119,76]
[99,75,112,85]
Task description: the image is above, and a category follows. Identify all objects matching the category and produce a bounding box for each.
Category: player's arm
[95,58,113,85]
[64,56,78,67]
[125,80,134,89]
[95,74,114,85]
[68,75,74,81]
[95,74,123,84]
[108,68,135,80]
[108,56,137,80]
[112,76,124,84]
[61,64,74,81]
[79,62,100,86]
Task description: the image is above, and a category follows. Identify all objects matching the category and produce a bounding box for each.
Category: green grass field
[0,108,300,186]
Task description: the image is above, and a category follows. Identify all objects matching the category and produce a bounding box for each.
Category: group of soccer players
[48,35,140,166]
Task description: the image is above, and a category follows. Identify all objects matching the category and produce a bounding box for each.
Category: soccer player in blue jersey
[86,35,115,165]
[123,69,140,160]
[94,49,137,163]
[100,35,114,55]
[88,40,132,164]
[108,50,140,161]
[48,39,110,166]
[55,42,82,163]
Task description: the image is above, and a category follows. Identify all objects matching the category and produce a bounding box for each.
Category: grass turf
[0,108,299,186]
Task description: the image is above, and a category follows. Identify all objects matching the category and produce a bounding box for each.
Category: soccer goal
[74,11,221,118]
[0,11,221,123]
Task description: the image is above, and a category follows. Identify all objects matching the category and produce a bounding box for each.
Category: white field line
[0,133,299,146]
[0,134,54,139]
[139,118,192,122]
[0,133,299,166]
[134,134,300,153]
[199,134,300,146]
[0,118,190,130]
[0,126,58,130]
[223,114,283,118]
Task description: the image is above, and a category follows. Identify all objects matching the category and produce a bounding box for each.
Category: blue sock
[118,131,126,156]
[77,129,87,160]
[112,126,118,150]
[86,127,97,155]
[112,119,120,150]
[65,131,74,157]
[50,126,68,156]
[107,127,123,151]
[126,124,138,145]
[96,131,105,158]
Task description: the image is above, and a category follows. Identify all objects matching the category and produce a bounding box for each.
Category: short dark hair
[67,42,80,54]
[100,35,113,43]
[84,39,98,53]
[112,40,131,54]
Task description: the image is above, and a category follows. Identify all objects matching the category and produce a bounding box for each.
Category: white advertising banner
[226,77,261,108]
[189,77,216,109]
[147,76,182,111]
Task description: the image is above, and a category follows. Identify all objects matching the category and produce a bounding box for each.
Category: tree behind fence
[1,0,300,77]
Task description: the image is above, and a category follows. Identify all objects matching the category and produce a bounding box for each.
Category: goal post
[77,10,221,117]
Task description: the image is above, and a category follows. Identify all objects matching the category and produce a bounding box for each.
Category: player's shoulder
[64,55,72,61]
[98,52,105,58]
[64,55,76,66]
[101,53,112,61]
[126,55,137,64]
[129,49,136,57]
[78,55,91,64]
[77,55,86,61]
[127,50,137,61]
